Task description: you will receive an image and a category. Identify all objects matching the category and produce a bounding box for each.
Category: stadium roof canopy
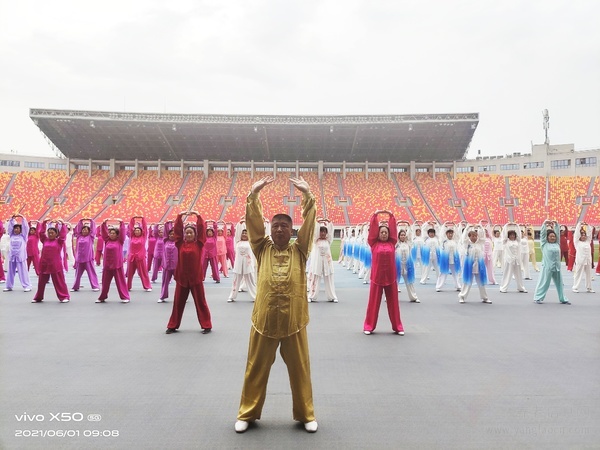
[30,109,479,163]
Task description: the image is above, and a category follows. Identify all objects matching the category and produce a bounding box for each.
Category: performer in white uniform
[308,219,338,303]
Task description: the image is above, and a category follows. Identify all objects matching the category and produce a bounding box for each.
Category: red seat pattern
[78,170,131,222]
[106,171,183,223]
[393,173,433,222]
[192,171,231,221]
[343,172,398,224]
[508,175,546,226]
[547,176,591,226]
[3,171,69,220]
[453,173,508,224]
[178,171,204,213]
[51,170,109,222]
[321,172,346,225]
[415,173,460,223]
[223,171,253,223]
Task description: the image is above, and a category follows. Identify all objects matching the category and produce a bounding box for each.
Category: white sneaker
[121,299,130,303]
[412,299,420,303]
[145,288,153,292]
[459,297,465,303]
[234,420,249,433]
[95,299,104,303]
[572,289,579,293]
[308,298,313,303]
[304,421,318,433]
[70,288,77,292]
[157,299,165,303]
[3,288,12,291]
[482,299,492,304]
[227,298,234,302]
[24,288,31,292]
[588,289,596,293]
[60,299,70,303]
[363,330,372,335]
[332,298,338,303]
[92,288,100,292]
[396,331,405,336]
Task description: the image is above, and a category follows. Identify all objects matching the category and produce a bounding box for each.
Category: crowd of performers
[335,217,600,333]
[1,214,596,325]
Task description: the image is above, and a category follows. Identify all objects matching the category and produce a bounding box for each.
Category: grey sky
[1,0,598,159]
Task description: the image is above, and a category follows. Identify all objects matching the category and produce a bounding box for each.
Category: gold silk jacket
[247,191,316,339]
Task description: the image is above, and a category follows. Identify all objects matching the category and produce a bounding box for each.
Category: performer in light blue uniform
[533,220,571,305]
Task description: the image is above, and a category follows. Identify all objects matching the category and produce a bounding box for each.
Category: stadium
[1,108,599,229]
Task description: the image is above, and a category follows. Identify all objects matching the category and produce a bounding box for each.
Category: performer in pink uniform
[202,221,220,283]
[225,222,236,269]
[151,224,165,283]
[147,224,157,273]
[165,211,212,334]
[97,219,130,303]
[71,218,100,292]
[216,223,228,277]
[126,216,152,292]
[363,210,404,335]
[158,221,177,303]
[0,220,5,283]
[94,227,104,266]
[33,219,70,303]
[26,221,41,276]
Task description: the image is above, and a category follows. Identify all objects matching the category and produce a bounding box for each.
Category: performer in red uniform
[567,227,576,271]
[363,210,404,335]
[97,219,130,303]
[32,219,70,303]
[165,211,212,334]
[26,221,41,276]
[126,216,152,292]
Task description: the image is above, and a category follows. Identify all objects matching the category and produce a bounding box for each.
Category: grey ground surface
[1,262,599,450]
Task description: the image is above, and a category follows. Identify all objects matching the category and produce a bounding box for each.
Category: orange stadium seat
[508,175,546,226]
[2,170,69,220]
[547,175,591,226]
[192,171,232,221]
[50,170,110,222]
[223,171,253,223]
[393,172,433,222]
[583,176,600,225]
[78,170,132,222]
[453,173,509,225]
[344,172,399,224]
[415,172,460,223]
[320,172,346,225]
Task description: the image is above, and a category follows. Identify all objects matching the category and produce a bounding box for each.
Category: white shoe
[227,298,234,302]
[363,280,368,284]
[95,299,104,303]
[308,298,313,303]
[24,288,31,292]
[304,421,318,433]
[363,330,372,335]
[121,299,130,303]
[60,299,70,303]
[572,289,579,293]
[234,420,249,433]
[92,288,100,292]
[157,299,165,303]
[482,299,492,304]
[332,298,338,303]
[3,288,12,291]
[410,299,420,303]
[70,288,77,292]
[396,331,405,336]
[587,289,595,293]
[145,288,153,292]
[459,297,465,303]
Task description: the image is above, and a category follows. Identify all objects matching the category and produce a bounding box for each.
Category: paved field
[1,263,599,450]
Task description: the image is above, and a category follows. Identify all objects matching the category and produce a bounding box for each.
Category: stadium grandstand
[0,108,599,229]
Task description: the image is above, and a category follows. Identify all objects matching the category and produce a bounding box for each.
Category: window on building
[523,162,544,169]
[435,167,451,172]
[48,163,66,170]
[390,167,407,172]
[576,157,597,167]
[166,166,180,171]
[0,160,20,167]
[25,161,45,169]
[145,166,158,171]
[500,164,519,171]
[477,165,496,172]
[456,166,474,173]
[551,159,571,170]
[188,166,202,171]
[415,167,429,172]
[99,165,110,170]
[76,165,89,170]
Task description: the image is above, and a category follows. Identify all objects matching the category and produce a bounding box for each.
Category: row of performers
[0,213,339,305]
[338,219,595,304]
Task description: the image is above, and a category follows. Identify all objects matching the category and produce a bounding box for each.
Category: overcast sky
[1,0,599,160]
